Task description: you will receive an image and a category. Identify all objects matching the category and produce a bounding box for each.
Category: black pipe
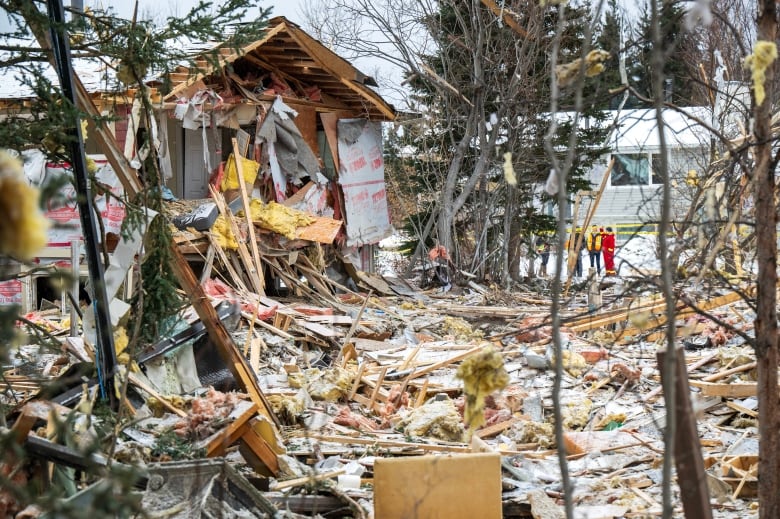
[46,0,117,407]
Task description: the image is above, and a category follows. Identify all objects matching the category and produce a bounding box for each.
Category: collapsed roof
[160,17,395,122]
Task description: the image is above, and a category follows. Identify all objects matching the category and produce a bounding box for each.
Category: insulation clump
[248,199,315,239]
[172,387,241,440]
[221,153,260,191]
[268,389,312,425]
[0,151,49,261]
[210,215,239,250]
[442,316,483,341]
[397,399,466,442]
[744,41,777,106]
[503,152,517,186]
[288,367,353,401]
[561,397,593,429]
[555,49,610,88]
[513,420,555,448]
[551,350,588,377]
[456,346,509,432]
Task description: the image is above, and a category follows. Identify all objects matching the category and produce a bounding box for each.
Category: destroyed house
[0,17,397,308]
[141,16,397,262]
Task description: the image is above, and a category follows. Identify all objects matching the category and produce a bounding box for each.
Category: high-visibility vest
[586,232,602,252]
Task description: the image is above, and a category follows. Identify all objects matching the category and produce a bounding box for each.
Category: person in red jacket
[602,227,616,275]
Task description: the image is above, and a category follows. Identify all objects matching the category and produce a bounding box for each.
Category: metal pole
[69,240,79,337]
[47,0,117,406]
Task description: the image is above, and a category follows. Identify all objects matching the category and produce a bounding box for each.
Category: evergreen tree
[386,0,609,281]
[593,0,635,109]
[629,0,707,107]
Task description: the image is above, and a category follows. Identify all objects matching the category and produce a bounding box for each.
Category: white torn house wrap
[336,119,393,247]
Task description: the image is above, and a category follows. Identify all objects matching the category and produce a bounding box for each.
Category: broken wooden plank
[127,372,187,418]
[202,400,258,456]
[703,361,756,382]
[239,425,281,476]
[170,243,280,431]
[232,137,266,294]
[210,186,265,295]
[292,217,342,243]
[475,417,520,439]
[270,469,346,491]
[404,344,484,380]
[688,380,767,398]
[725,401,758,418]
[208,233,249,294]
[240,310,295,340]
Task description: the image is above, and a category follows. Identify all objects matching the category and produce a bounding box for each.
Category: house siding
[586,146,708,229]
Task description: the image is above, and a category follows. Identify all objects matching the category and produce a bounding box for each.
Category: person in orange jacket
[602,226,616,275]
[586,224,602,274]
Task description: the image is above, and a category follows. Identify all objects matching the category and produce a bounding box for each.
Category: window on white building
[611,153,649,186]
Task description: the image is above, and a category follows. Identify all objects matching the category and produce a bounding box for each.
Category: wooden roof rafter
[164,22,289,100]
[282,23,395,120]
[162,17,395,121]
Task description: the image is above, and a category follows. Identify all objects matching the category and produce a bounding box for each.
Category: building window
[611,153,649,186]
[650,153,664,184]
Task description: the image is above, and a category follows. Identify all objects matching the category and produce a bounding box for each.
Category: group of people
[576,224,616,277]
[538,225,616,279]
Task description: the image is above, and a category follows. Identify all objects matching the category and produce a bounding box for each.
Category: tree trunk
[753,2,779,517]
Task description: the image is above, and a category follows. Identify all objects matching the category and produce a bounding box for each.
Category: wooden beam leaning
[231,137,265,294]
[169,243,281,433]
[565,158,614,294]
[209,185,265,294]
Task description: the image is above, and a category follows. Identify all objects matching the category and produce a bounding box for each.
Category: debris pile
[1,257,763,517]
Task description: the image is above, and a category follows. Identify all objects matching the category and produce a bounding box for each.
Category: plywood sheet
[288,102,319,157]
[374,453,502,519]
[294,217,343,243]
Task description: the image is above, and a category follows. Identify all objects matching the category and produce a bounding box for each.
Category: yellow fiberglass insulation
[745,41,778,106]
[561,397,592,429]
[211,215,238,250]
[456,346,509,432]
[114,326,130,365]
[0,151,49,261]
[551,349,588,377]
[397,399,465,442]
[248,199,315,240]
[268,393,308,425]
[503,152,517,186]
[514,421,555,448]
[555,49,610,88]
[289,367,353,402]
[221,153,260,191]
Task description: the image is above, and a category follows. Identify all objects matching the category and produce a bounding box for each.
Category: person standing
[566,231,584,278]
[586,224,602,274]
[602,227,616,275]
[536,236,550,277]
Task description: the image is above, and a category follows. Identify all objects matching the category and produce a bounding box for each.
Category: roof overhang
[162,17,395,121]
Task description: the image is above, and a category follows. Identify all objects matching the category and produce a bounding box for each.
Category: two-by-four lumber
[209,186,265,294]
[231,137,265,294]
[171,244,279,480]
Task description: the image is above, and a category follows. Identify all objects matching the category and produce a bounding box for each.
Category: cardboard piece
[373,453,502,519]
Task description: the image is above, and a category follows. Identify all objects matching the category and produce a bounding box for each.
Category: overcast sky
[85,0,307,26]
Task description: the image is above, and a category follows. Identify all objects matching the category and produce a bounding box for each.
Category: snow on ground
[377,232,665,281]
